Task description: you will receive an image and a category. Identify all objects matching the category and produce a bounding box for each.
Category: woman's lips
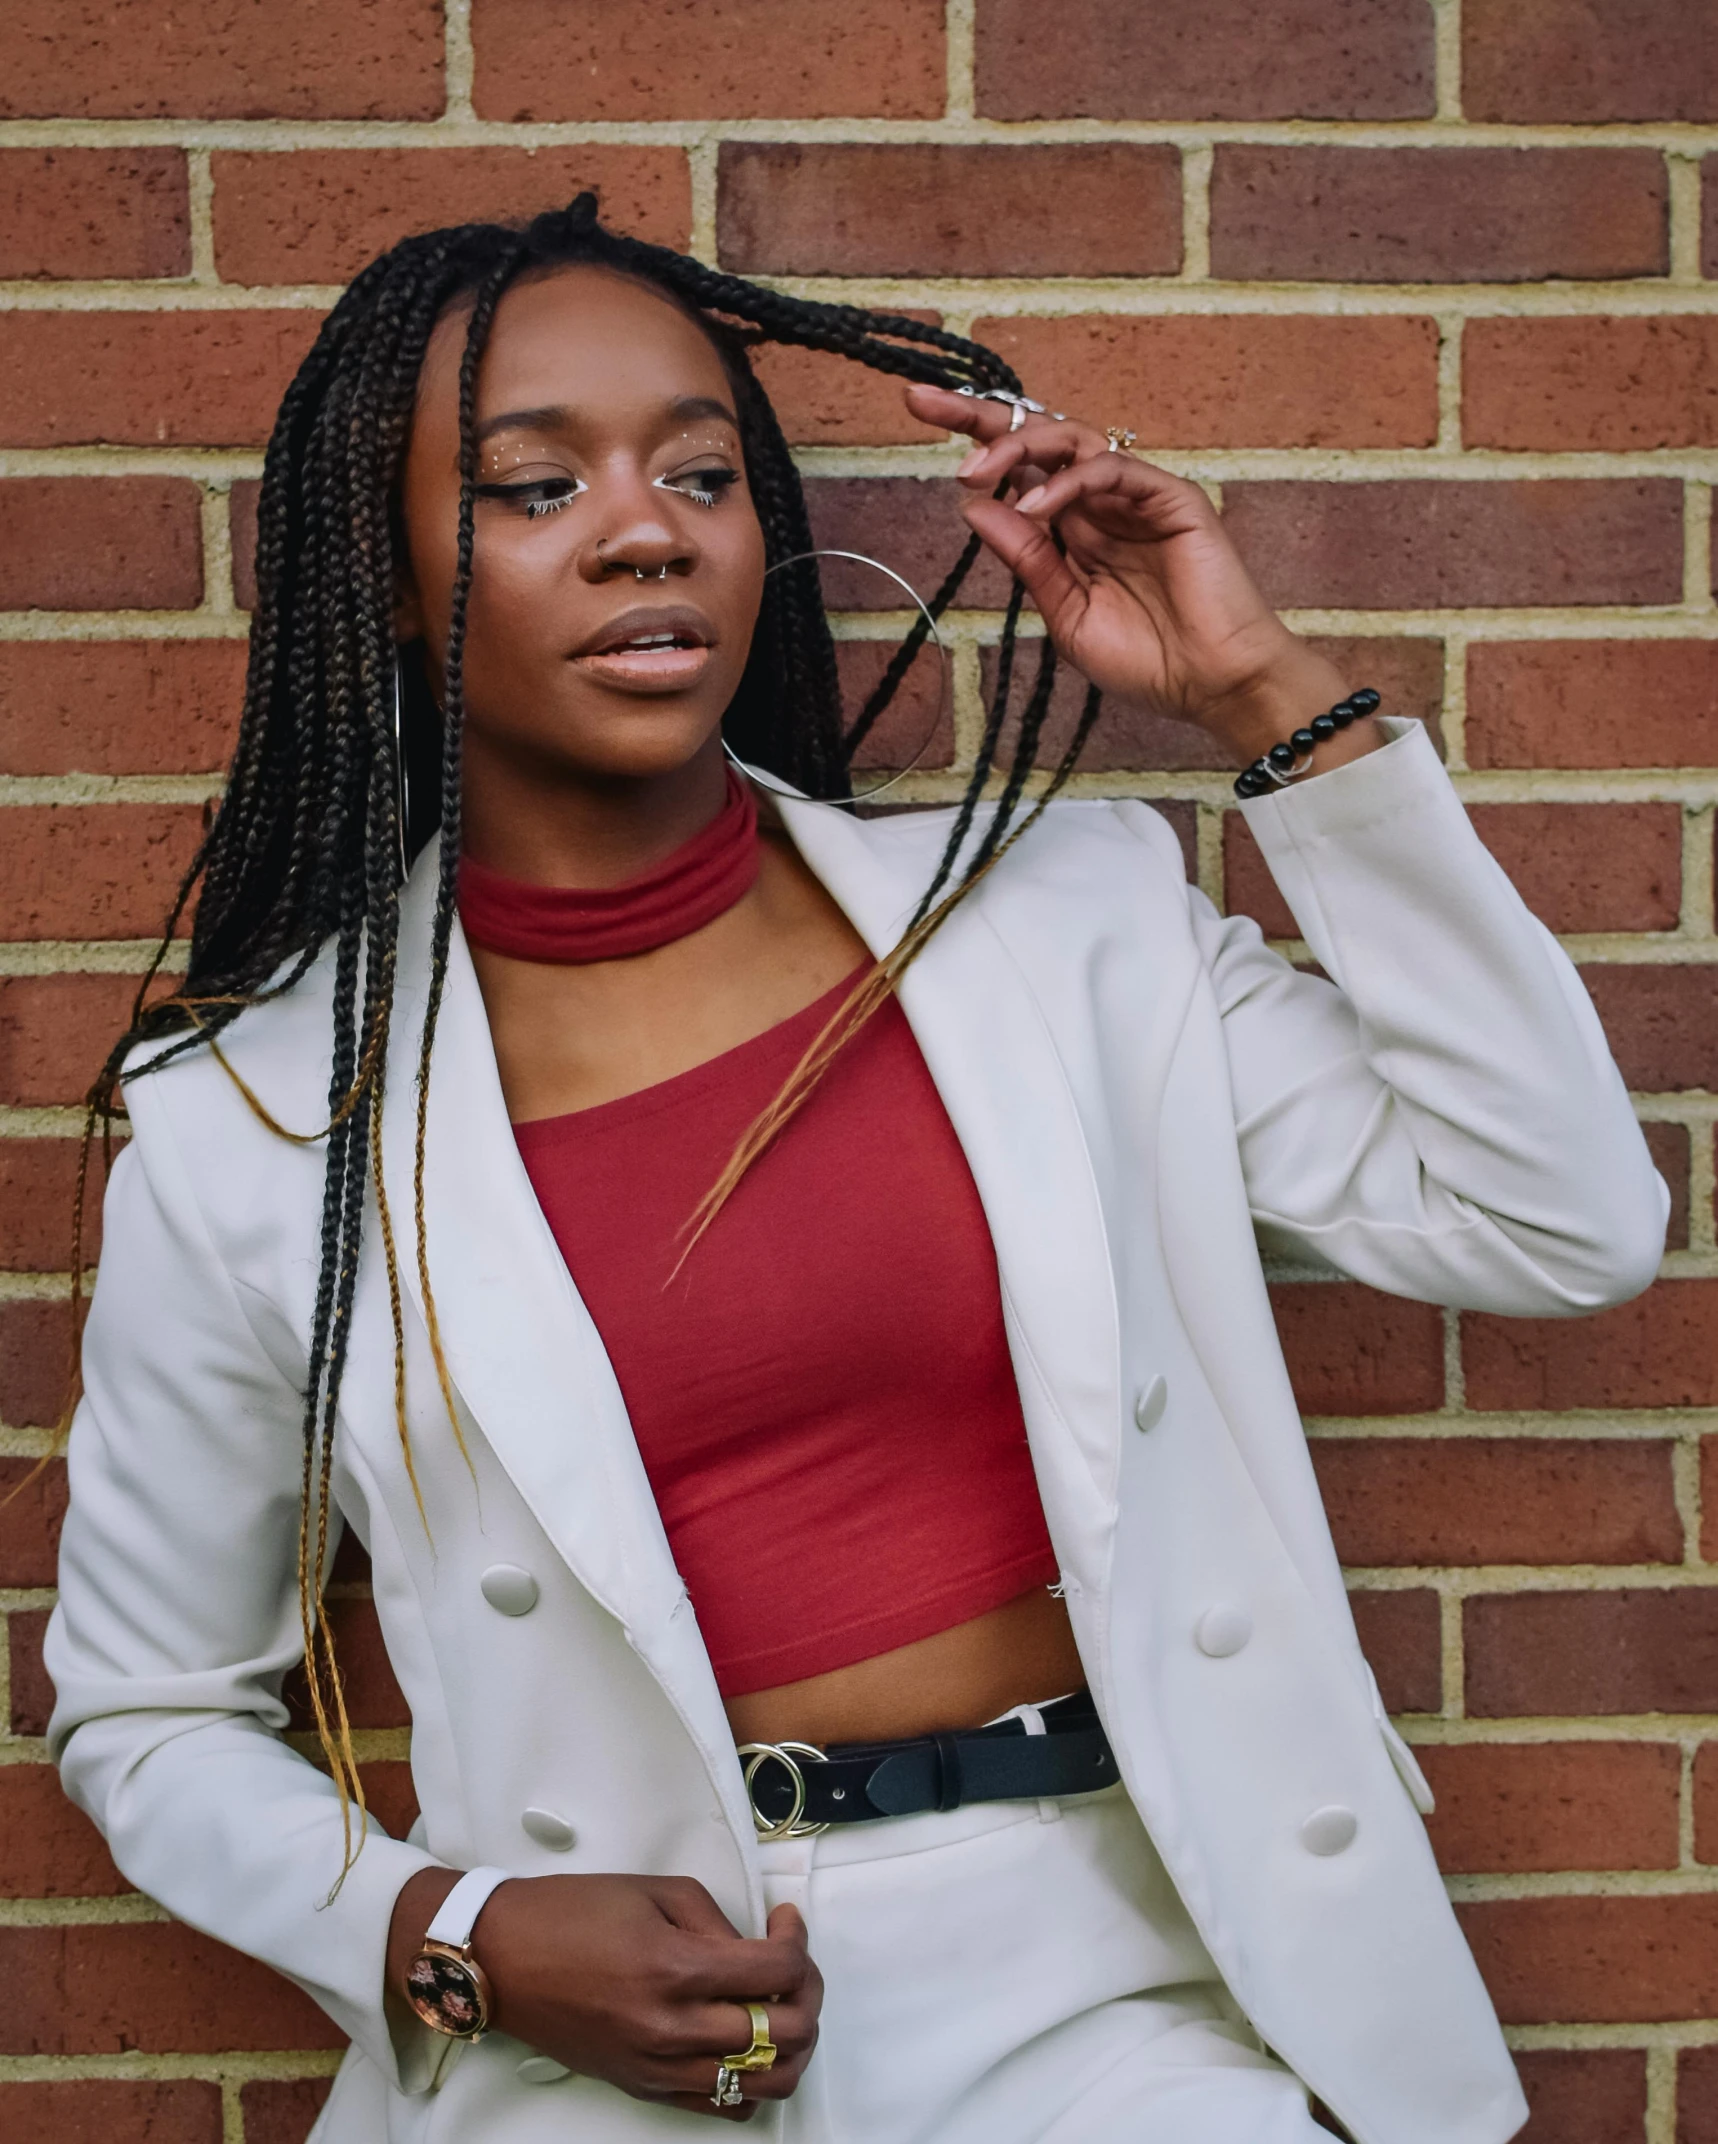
[572,642,713,692]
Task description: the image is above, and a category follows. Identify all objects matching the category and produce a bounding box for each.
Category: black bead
[1290,728,1317,754]
[1350,687,1381,713]
[1267,741,1297,771]
[1234,767,1266,798]
[1330,701,1355,725]
[1311,713,1337,740]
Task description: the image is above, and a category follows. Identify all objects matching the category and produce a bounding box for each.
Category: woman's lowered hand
[388,1867,821,2122]
[906,381,1380,773]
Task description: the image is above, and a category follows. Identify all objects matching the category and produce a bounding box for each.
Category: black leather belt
[737,1691,1115,1839]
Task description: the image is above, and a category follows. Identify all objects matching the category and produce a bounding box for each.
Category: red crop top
[513,971,1059,1697]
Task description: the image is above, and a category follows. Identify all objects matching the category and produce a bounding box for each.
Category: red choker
[458,770,760,964]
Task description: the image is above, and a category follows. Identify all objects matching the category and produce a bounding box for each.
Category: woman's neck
[459,733,731,889]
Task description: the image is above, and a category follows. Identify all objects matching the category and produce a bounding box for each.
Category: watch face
[406,1950,486,2038]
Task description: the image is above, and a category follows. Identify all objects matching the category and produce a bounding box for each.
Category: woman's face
[396,263,767,789]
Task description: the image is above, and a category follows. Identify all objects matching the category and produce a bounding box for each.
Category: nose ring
[635,565,668,581]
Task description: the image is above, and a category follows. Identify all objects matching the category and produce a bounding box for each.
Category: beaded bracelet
[1232,687,1382,800]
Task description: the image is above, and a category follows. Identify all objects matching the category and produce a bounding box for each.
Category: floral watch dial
[406,1948,488,2038]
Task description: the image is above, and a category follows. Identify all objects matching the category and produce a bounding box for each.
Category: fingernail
[957,449,988,478]
[1015,485,1046,512]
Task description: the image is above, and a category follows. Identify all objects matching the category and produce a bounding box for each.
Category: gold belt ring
[1105,425,1138,453]
[722,2001,778,2073]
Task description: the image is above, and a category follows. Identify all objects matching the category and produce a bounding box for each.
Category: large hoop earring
[725,549,950,808]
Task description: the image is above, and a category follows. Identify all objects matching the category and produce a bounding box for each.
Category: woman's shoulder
[854,793,1193,898]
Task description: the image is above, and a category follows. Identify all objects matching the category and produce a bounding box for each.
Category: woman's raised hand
[905,382,1363,769]
[389,1868,821,2122]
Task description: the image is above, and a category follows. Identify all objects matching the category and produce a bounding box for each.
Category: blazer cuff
[1235,715,1441,856]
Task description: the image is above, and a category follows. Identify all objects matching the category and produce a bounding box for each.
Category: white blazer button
[1133,1376,1168,1432]
[1195,1606,1253,1658]
[480,1563,539,1616]
[522,1806,576,1851]
[518,2055,571,2084]
[1300,1806,1359,1857]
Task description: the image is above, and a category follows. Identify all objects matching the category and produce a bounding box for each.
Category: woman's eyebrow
[475,393,739,447]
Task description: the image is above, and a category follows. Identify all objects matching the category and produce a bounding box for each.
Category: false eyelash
[524,492,573,520]
[664,468,740,510]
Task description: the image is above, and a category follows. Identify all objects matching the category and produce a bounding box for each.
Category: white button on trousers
[748,1784,1327,2144]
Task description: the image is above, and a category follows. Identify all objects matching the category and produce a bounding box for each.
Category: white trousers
[748,1776,1325,2144]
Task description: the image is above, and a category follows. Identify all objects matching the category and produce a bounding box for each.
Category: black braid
[73,195,1106,1852]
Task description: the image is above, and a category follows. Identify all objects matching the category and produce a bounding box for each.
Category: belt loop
[933,1731,963,1812]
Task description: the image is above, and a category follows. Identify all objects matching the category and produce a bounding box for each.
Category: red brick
[0,973,146,1108]
[1581,968,1718,1093]
[1459,1894,1718,2022]
[1269,1283,1444,1416]
[1311,1439,1681,1568]
[0,1458,67,1585]
[976,0,1432,119]
[239,2079,333,2144]
[805,479,1017,613]
[1681,2047,1718,2144]
[0,2079,224,2144]
[1467,1283,1718,1412]
[0,641,245,778]
[1695,1741,1718,1862]
[474,0,944,120]
[1230,800,1679,939]
[752,318,948,448]
[10,1608,53,1736]
[1644,1121,1691,1252]
[1210,146,1667,283]
[836,640,952,775]
[0,1301,75,1431]
[1467,642,1718,771]
[718,144,1183,279]
[1464,0,1718,123]
[1465,1589,1718,1717]
[231,481,261,611]
[0,0,442,120]
[988,635,1443,781]
[359,1760,421,1843]
[1467,319,1718,453]
[285,1598,408,1733]
[0,1143,105,1273]
[0,151,188,280]
[1,804,204,941]
[1349,1589,1443,1713]
[213,147,692,284]
[1224,480,1683,610]
[970,315,1439,451]
[1705,1438,1718,1564]
[0,481,202,611]
[1516,2049,1646,2144]
[1420,1741,1680,1873]
[0,1921,341,2053]
[0,312,322,451]
[1706,159,1718,283]
[0,1765,128,1898]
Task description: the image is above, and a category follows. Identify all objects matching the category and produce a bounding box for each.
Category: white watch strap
[424,1865,511,1950]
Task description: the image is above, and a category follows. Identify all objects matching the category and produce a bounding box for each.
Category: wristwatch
[404,1865,511,2041]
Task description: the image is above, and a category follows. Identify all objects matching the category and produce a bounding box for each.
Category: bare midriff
[722,1586,1086,1749]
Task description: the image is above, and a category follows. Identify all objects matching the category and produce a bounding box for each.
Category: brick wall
[2,2,1716,2137]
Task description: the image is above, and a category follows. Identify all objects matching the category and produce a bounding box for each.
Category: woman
[46,197,1663,2144]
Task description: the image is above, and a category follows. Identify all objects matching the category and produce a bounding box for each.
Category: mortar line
[1687,482,1714,614]
[199,481,236,619]
[1431,0,1463,123]
[1691,1119,1718,1259]
[1438,630,1468,771]
[687,136,721,264]
[1668,152,1706,286]
[221,2076,245,2144]
[1646,2043,1677,2144]
[1194,800,1224,906]
[444,0,476,123]
[185,149,217,286]
[944,0,976,122]
[1682,803,1715,938]
[1439,1585,1465,1718]
[1441,1302,1466,1412]
[1179,143,1212,282]
[1434,313,1464,456]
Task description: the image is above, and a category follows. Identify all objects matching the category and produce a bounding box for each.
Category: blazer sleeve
[1176,718,1667,1313]
[44,1072,443,2090]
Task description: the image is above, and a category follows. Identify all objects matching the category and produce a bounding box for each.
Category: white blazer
[47,721,1665,2144]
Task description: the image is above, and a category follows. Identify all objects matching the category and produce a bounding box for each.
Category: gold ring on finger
[721,2001,778,2073]
[1105,425,1138,454]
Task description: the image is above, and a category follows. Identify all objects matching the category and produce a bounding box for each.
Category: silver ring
[633,564,668,581]
[712,2063,744,2108]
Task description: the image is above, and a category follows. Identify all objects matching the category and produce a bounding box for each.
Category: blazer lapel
[773,794,1124,1564]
